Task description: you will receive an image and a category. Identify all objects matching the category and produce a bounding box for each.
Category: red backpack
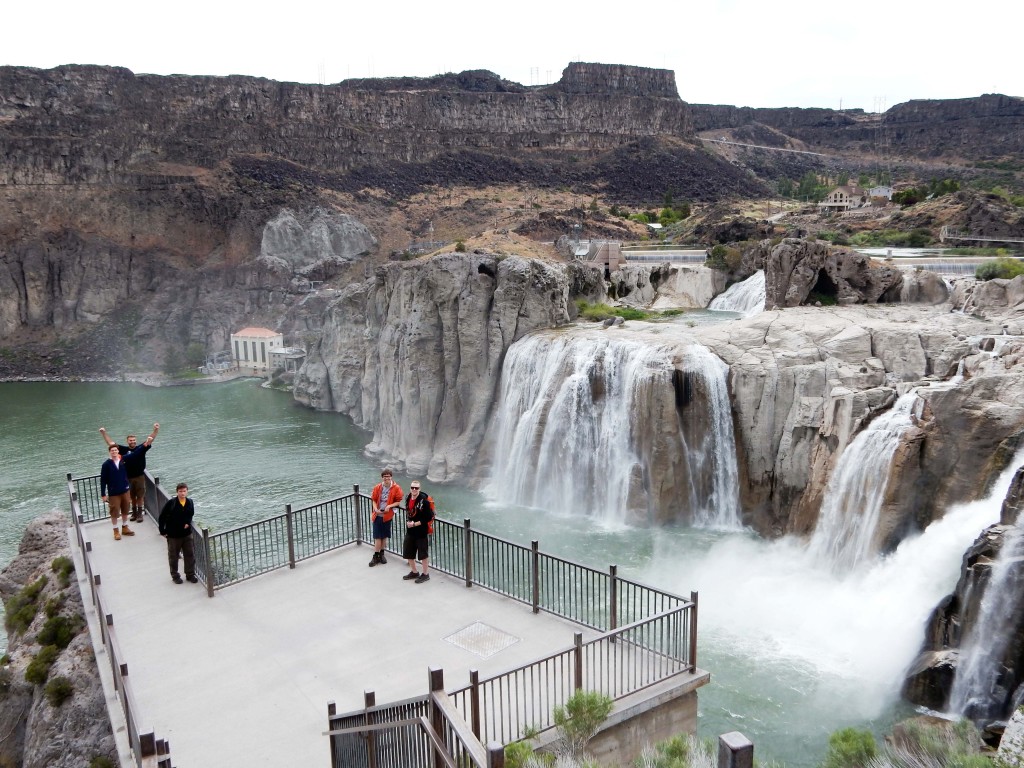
[410,493,436,534]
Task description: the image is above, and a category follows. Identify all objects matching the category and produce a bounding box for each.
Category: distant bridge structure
[939,226,1024,245]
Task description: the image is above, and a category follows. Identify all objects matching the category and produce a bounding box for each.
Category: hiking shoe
[369,553,379,567]
[121,525,135,536]
[403,571,419,580]
[186,575,199,583]
[113,528,121,541]
[129,512,143,522]
[415,574,430,584]
[378,554,387,564]
[172,575,183,584]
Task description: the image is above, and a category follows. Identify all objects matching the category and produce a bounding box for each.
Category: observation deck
[67,474,708,767]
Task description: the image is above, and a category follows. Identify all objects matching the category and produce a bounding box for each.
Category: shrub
[25,645,59,685]
[976,257,1024,281]
[44,676,73,706]
[574,300,651,322]
[821,727,877,768]
[51,556,74,586]
[552,690,614,759]
[454,240,466,252]
[37,615,78,649]
[44,596,63,619]
[89,759,116,768]
[4,575,49,635]
[0,667,11,697]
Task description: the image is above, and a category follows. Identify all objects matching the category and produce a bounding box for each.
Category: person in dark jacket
[100,423,159,522]
[100,443,145,540]
[159,483,197,584]
[401,481,435,584]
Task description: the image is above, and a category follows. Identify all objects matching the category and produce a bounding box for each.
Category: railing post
[487,743,506,768]
[429,669,445,768]
[464,518,473,588]
[531,540,540,614]
[690,590,699,672]
[327,701,338,766]
[364,690,377,768]
[286,504,296,569]
[718,731,753,768]
[354,484,364,544]
[469,669,481,739]
[609,564,618,634]
[573,632,583,691]
[202,527,214,598]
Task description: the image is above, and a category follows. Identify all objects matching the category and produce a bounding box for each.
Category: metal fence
[66,474,173,768]
[69,472,698,766]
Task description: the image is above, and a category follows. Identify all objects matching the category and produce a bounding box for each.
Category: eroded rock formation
[0,513,116,767]
[293,252,604,480]
[903,467,1024,722]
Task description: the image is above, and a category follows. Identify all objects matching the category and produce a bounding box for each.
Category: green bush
[44,676,73,706]
[552,690,614,759]
[976,257,1024,281]
[51,556,74,586]
[454,240,466,252]
[574,300,651,322]
[4,575,49,635]
[821,727,877,768]
[25,645,59,685]
[37,615,78,649]
[89,758,116,768]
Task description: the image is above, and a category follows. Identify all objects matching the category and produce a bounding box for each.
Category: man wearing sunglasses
[402,482,435,584]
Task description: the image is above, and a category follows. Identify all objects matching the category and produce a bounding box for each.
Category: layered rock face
[0,62,689,186]
[293,252,604,480]
[903,467,1024,722]
[688,93,1024,160]
[694,305,1024,538]
[0,513,116,767]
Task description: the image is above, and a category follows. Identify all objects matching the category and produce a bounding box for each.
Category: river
[6,378,996,767]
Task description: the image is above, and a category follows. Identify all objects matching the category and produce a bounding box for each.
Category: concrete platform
[72,515,601,768]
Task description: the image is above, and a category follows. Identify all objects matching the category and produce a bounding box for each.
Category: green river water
[1,379,938,767]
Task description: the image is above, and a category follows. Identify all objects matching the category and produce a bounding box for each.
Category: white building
[270,346,306,373]
[230,327,283,374]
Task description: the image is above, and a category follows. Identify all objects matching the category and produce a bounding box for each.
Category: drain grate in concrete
[444,621,521,659]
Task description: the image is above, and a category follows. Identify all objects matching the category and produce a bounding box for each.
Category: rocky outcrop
[903,467,1024,722]
[741,239,904,308]
[693,307,1024,537]
[610,264,726,309]
[293,251,604,480]
[0,513,116,767]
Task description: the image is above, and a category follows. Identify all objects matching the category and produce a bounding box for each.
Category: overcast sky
[5,0,1019,111]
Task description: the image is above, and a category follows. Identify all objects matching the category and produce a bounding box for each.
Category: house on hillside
[818,185,869,213]
[231,327,283,375]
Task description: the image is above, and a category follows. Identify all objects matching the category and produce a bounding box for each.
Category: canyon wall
[292,252,604,480]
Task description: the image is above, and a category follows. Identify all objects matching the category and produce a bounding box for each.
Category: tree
[552,690,614,760]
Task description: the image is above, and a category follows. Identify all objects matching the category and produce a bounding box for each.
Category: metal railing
[69,472,698,765]
[66,474,173,768]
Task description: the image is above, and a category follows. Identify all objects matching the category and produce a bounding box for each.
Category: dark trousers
[166,535,196,578]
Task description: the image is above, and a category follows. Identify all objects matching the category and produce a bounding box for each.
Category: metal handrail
[66,474,173,767]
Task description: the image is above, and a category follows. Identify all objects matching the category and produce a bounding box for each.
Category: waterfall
[947,456,1024,721]
[807,393,920,570]
[681,345,741,529]
[709,270,765,316]
[484,332,741,529]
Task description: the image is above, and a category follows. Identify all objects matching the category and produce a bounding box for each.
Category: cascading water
[807,393,920,570]
[709,270,766,316]
[947,459,1024,722]
[681,344,741,529]
[484,332,741,529]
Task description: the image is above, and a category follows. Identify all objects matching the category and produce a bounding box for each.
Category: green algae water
[0,379,937,767]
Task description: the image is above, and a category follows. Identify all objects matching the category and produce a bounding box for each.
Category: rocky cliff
[903,466,1024,729]
[0,513,116,767]
[688,93,1024,161]
[292,252,604,480]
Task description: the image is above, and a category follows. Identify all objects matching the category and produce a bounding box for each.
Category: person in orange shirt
[369,468,402,566]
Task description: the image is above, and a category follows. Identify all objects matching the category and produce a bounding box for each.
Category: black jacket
[405,492,434,538]
[159,497,195,539]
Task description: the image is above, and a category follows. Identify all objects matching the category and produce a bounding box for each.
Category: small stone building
[230,327,283,374]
